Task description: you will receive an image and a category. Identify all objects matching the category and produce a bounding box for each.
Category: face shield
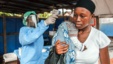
[29,14,39,28]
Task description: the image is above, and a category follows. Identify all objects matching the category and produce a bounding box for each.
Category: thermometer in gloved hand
[50,9,59,16]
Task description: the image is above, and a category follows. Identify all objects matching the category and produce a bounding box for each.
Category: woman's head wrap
[75,0,96,14]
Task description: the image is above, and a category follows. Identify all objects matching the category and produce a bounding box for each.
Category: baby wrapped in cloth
[52,21,85,64]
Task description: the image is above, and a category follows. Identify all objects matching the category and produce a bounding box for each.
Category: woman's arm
[99,46,110,64]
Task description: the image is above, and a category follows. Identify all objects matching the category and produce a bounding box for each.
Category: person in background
[54,0,111,64]
[18,10,58,64]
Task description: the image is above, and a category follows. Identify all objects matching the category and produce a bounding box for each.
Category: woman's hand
[55,40,69,54]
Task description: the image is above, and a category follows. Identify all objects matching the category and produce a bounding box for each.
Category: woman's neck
[79,25,91,33]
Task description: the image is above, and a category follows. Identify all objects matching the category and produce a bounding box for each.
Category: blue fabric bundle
[52,22,76,64]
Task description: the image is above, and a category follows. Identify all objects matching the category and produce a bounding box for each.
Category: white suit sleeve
[19,20,49,46]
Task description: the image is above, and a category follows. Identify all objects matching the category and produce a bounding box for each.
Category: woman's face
[73,7,93,29]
